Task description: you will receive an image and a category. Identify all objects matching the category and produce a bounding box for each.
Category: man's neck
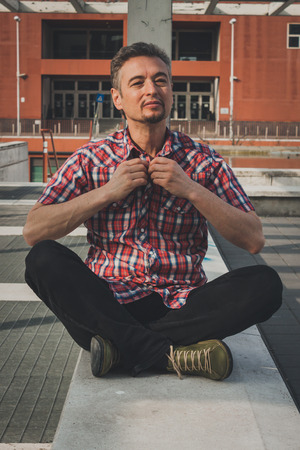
[127,121,167,158]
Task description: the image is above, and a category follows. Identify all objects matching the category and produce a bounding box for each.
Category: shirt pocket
[161,194,196,215]
[156,193,198,237]
[157,194,205,254]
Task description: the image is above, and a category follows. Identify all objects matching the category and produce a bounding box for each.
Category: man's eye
[132,81,143,87]
[156,78,167,85]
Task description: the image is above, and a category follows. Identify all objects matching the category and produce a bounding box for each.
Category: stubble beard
[141,104,166,124]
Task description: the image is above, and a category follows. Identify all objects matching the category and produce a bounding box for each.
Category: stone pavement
[0,183,299,447]
[0,185,84,446]
[210,218,300,410]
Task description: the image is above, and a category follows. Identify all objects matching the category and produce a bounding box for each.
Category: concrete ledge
[249,196,300,217]
[234,168,300,216]
[0,141,29,182]
[51,236,300,450]
[52,329,300,450]
[234,168,300,187]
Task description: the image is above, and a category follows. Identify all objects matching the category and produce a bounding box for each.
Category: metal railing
[170,120,300,141]
[0,118,299,141]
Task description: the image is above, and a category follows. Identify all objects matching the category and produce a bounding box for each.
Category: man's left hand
[148,157,194,198]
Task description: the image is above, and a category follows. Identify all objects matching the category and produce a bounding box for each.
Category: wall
[234,16,300,122]
[0,12,126,119]
[0,141,29,181]
[0,11,299,123]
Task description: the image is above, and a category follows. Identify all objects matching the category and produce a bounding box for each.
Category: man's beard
[142,105,166,124]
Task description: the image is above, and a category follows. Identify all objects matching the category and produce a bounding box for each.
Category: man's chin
[142,112,166,124]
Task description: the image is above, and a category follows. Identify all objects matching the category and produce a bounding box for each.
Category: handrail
[41,128,59,183]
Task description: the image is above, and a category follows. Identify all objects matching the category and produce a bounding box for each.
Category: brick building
[0,0,299,179]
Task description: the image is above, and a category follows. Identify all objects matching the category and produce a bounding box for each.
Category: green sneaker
[166,339,233,381]
[90,335,120,377]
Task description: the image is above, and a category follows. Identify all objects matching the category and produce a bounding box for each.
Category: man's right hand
[103,158,149,203]
[23,159,149,247]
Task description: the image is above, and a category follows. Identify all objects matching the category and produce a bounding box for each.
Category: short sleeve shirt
[38,128,254,308]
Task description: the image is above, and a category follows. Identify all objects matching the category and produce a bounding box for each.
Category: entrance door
[191,95,200,119]
[65,93,74,118]
[78,93,87,118]
[201,95,211,120]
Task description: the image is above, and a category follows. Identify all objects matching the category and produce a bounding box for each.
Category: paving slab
[51,236,300,450]
[209,217,300,411]
[1,185,300,447]
[52,330,300,450]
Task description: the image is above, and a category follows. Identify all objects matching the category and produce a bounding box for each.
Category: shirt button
[176,206,181,211]
[141,228,145,233]
[112,202,117,207]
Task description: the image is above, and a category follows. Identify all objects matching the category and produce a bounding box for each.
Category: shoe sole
[217,340,233,381]
[90,336,104,377]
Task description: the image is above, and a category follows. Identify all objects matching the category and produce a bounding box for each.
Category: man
[24,42,282,381]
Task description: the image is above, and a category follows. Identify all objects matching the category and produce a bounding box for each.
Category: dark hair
[111,42,172,91]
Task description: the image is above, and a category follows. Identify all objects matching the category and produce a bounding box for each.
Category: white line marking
[0,200,36,206]
[0,444,51,449]
[0,284,40,301]
[0,226,87,236]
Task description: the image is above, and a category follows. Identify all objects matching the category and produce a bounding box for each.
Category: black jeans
[25,240,282,374]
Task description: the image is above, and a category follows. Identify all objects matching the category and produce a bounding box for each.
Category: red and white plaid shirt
[39,128,254,308]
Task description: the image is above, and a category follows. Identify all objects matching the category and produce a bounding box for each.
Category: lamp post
[229,18,236,141]
[14,15,21,136]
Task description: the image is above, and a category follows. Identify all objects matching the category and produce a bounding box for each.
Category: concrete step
[235,168,300,187]
[51,235,300,450]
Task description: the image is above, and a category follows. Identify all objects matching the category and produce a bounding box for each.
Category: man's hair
[111,42,172,92]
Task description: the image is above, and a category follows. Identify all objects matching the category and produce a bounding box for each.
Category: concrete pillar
[127,0,172,60]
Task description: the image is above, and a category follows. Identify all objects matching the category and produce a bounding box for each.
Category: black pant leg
[25,240,171,372]
[149,265,282,345]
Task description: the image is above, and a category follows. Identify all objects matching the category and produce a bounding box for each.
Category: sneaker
[166,339,233,381]
[90,335,120,377]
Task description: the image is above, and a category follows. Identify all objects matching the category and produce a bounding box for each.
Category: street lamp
[229,18,236,141]
[14,15,21,136]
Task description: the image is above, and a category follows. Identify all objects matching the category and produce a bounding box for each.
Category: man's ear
[111,88,123,111]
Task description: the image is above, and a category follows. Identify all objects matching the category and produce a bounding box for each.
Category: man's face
[111,56,173,126]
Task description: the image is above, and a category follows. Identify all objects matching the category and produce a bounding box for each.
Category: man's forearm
[187,183,265,254]
[23,158,149,247]
[23,186,112,246]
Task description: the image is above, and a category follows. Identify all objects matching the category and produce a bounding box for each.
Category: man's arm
[23,159,149,246]
[148,157,264,254]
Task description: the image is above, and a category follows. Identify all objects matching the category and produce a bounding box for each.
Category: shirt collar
[123,127,173,160]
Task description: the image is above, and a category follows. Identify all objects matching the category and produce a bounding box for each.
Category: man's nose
[144,79,157,95]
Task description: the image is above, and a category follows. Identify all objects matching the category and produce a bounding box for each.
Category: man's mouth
[143,100,163,108]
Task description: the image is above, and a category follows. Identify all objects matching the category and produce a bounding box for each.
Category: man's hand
[23,158,149,247]
[149,156,264,254]
[148,157,194,198]
[104,158,149,203]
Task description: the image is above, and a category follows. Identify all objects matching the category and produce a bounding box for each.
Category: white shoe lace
[167,345,212,379]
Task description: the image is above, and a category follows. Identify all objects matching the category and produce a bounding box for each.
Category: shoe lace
[167,345,212,379]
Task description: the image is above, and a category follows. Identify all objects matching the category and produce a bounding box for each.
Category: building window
[288,23,300,48]
[173,31,213,61]
[43,21,123,59]
[48,79,121,119]
[170,80,214,120]
[90,31,123,59]
[172,24,219,61]
[53,30,87,59]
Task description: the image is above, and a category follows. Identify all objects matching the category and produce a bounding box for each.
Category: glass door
[65,93,74,118]
[78,93,87,118]
[191,95,200,119]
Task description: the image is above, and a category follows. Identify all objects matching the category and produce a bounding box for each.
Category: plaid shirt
[39,128,254,308]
